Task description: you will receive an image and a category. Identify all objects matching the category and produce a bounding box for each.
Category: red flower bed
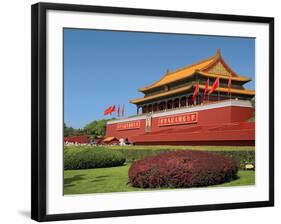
[128,150,238,188]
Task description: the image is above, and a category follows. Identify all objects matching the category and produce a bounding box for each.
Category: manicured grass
[64,164,144,195]
[73,145,255,152]
[64,163,255,195]
[215,169,255,187]
[105,145,255,151]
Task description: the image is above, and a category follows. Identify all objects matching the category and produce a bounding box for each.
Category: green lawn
[64,163,255,195]
[66,145,255,152]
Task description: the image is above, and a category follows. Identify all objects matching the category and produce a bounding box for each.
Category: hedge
[64,147,126,170]
[128,150,238,188]
[113,148,254,170]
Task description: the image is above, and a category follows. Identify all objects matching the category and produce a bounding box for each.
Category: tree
[251,97,255,109]
[84,119,109,137]
[64,118,112,138]
[64,123,86,137]
[249,97,255,122]
[64,123,74,137]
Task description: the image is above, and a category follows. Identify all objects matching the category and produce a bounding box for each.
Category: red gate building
[106,50,255,146]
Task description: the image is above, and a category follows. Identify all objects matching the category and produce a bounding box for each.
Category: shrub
[114,148,254,170]
[64,147,126,170]
[128,150,238,188]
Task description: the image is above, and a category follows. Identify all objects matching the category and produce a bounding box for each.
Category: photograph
[31,2,274,221]
[0,0,277,223]
[63,29,256,195]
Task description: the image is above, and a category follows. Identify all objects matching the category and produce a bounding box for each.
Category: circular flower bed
[128,150,238,188]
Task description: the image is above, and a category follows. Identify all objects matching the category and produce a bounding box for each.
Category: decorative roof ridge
[201,50,241,77]
[165,51,219,77]
[199,49,221,72]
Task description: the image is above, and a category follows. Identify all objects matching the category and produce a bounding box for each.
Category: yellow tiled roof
[130,85,193,104]
[198,84,255,95]
[138,50,250,92]
[139,54,218,92]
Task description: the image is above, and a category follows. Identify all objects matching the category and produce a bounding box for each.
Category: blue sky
[64,28,255,128]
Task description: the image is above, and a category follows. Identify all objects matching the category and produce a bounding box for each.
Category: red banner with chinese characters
[158,112,198,127]
[117,120,141,130]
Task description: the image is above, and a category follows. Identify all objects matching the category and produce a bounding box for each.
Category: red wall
[64,136,89,144]
[106,105,253,142]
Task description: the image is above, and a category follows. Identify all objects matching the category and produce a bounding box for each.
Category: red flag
[117,105,120,117]
[192,83,199,102]
[122,104,124,117]
[208,77,219,95]
[104,106,112,116]
[104,105,116,116]
[110,105,116,115]
[228,79,231,95]
[204,79,209,99]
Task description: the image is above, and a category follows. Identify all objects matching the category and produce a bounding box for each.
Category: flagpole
[228,79,231,101]
[196,92,197,105]
[218,78,220,101]
[196,81,200,105]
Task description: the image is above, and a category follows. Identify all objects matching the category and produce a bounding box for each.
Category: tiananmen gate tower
[106,50,255,146]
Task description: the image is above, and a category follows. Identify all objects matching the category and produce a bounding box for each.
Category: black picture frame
[31,2,274,222]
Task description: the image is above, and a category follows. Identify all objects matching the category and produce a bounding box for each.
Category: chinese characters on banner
[117,120,141,130]
[158,112,198,126]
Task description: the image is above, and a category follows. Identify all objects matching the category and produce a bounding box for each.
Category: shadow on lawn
[64,174,85,187]
[95,175,110,178]
[91,175,110,183]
